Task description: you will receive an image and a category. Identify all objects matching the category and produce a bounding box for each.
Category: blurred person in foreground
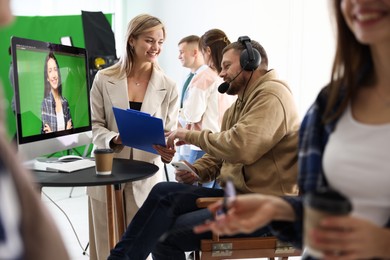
[0,0,69,259]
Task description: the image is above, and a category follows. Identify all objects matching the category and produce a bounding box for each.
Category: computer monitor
[11,36,92,160]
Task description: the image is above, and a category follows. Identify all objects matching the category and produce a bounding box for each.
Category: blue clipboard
[113,107,166,154]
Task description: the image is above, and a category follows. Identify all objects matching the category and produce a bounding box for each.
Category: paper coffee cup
[94,148,114,175]
[303,188,352,258]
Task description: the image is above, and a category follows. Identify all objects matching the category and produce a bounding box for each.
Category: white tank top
[56,111,65,131]
[323,105,390,226]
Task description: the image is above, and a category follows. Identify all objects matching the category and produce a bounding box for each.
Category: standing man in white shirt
[178,34,233,174]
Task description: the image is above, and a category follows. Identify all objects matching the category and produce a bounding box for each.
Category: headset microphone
[218,68,244,94]
[217,82,229,94]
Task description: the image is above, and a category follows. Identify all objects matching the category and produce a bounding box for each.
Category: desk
[32,158,159,248]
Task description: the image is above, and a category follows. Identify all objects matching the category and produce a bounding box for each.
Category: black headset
[238,36,261,71]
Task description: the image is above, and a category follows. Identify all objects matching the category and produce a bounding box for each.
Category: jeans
[107,182,271,260]
[107,182,224,260]
[178,146,191,162]
[151,210,271,260]
[187,149,205,163]
[179,148,204,164]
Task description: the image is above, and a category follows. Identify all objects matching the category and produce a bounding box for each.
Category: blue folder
[113,107,166,154]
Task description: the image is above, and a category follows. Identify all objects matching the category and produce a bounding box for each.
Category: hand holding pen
[217,179,236,215]
[193,179,240,235]
[193,187,293,236]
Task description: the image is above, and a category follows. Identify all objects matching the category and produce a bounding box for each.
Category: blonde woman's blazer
[88,66,179,206]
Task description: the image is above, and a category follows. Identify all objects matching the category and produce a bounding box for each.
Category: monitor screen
[11,36,92,160]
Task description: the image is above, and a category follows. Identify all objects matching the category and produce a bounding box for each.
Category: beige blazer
[88,65,179,207]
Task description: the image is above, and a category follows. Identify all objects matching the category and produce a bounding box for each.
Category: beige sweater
[187,70,299,196]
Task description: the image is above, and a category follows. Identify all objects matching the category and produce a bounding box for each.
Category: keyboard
[31,159,96,173]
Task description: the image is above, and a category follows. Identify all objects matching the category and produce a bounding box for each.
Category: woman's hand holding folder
[153,145,176,163]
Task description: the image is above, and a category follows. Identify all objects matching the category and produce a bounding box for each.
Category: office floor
[42,186,90,260]
[41,183,301,260]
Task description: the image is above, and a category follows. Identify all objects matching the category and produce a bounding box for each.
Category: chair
[194,197,301,260]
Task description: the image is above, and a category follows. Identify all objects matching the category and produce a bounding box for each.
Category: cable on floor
[42,190,90,257]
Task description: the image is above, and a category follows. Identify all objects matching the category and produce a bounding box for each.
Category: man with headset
[108,36,300,260]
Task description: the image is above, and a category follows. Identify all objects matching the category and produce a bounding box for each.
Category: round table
[32,158,159,249]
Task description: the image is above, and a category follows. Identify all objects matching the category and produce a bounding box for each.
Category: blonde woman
[88,14,178,259]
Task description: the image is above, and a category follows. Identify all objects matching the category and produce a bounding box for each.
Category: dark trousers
[108,182,269,260]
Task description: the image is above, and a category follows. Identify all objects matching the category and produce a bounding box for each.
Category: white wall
[11,0,335,117]
[119,0,335,117]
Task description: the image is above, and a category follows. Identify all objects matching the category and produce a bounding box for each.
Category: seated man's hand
[153,145,176,163]
[175,161,199,184]
[165,129,189,149]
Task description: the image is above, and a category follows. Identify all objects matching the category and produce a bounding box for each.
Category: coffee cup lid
[94,148,114,154]
[304,188,352,214]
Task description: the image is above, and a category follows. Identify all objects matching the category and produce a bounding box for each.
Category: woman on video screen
[41,52,73,133]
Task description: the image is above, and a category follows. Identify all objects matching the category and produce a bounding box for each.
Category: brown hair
[43,52,63,97]
[323,0,372,122]
[199,29,230,73]
[178,35,200,46]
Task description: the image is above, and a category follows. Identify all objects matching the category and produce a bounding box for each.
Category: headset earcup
[240,48,261,71]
